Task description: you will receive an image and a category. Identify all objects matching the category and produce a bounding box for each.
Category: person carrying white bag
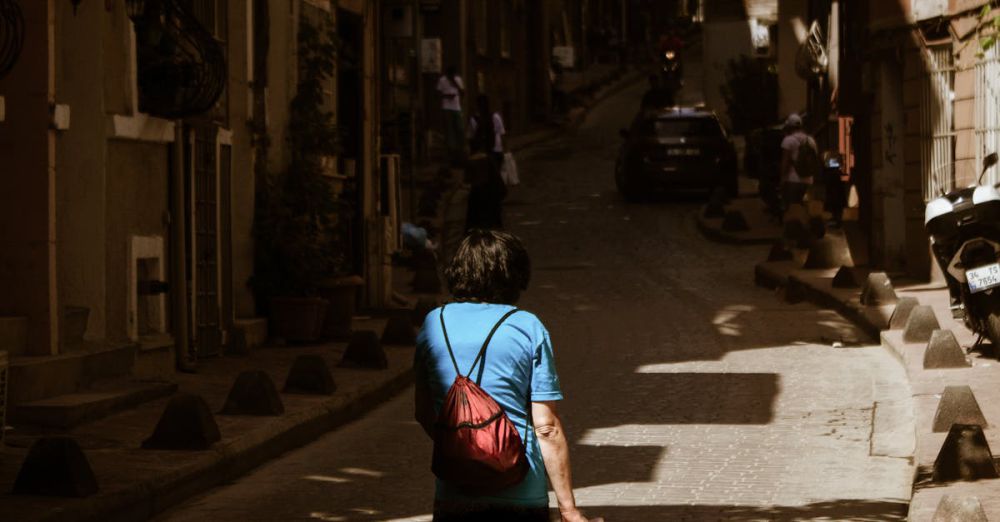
[501,150,519,187]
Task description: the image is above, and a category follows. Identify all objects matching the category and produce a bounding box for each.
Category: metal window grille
[921,45,955,200]
[976,44,1000,186]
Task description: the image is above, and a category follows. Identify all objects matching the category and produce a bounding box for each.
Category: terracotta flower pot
[269,297,329,343]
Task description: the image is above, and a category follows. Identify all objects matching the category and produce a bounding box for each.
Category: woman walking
[413,230,600,522]
[464,95,507,231]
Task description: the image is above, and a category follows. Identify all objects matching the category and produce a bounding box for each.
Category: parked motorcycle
[925,152,1000,347]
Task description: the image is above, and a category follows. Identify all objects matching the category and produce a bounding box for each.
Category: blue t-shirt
[414,302,563,507]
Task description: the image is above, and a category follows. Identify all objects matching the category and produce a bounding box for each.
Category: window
[975,44,1000,186]
[921,45,954,199]
[475,0,488,55]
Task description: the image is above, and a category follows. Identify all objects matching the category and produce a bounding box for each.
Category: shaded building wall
[701,0,753,129]
[55,1,109,343]
[104,142,170,341]
[228,0,257,319]
[0,0,58,356]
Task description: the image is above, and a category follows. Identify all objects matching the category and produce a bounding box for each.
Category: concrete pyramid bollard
[888,297,920,330]
[339,330,388,369]
[932,495,988,522]
[721,210,750,232]
[283,354,337,395]
[831,266,862,289]
[803,237,851,269]
[903,305,941,343]
[924,330,971,369]
[860,272,898,306]
[932,386,989,432]
[932,424,999,482]
[142,393,221,450]
[381,310,417,345]
[766,242,794,262]
[12,437,99,497]
[219,370,285,416]
[411,297,439,327]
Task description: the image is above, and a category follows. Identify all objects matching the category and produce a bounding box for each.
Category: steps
[11,380,177,429]
[9,341,138,404]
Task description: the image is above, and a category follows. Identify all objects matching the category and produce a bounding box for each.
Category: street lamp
[125,0,146,21]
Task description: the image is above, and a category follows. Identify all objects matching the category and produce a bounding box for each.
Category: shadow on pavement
[572,499,908,521]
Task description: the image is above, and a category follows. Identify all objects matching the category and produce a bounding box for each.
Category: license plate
[967,263,1000,293]
[666,148,701,156]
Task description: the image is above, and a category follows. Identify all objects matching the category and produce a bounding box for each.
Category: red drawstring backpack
[432,305,530,494]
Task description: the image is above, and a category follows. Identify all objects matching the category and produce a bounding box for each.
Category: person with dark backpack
[780,113,819,212]
[414,230,601,522]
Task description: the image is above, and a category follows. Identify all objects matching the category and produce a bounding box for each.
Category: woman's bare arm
[533,401,595,522]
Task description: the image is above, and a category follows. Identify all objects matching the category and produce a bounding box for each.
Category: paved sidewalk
[0,320,416,522]
[752,252,1000,521]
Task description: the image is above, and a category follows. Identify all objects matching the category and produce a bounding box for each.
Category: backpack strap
[466,308,520,380]
[438,304,461,376]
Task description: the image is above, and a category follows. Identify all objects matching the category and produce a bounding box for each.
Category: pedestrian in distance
[467,94,506,171]
[437,65,466,165]
[779,113,819,212]
[464,95,507,232]
[413,230,602,522]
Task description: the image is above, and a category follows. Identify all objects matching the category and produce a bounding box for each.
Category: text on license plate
[967,263,1000,293]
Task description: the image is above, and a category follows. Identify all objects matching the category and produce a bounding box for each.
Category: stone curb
[753,261,885,339]
[26,365,414,522]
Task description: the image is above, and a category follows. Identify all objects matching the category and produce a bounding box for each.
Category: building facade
[0,0,390,408]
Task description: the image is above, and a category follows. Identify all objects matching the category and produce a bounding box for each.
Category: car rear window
[647,118,722,137]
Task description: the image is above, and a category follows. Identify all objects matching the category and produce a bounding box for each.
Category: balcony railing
[132,0,226,119]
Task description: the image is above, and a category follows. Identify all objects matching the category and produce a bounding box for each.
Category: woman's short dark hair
[445,230,531,304]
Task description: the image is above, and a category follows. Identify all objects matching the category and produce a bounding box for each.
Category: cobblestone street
[158,79,914,522]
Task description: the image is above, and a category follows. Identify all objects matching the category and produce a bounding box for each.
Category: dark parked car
[615,107,738,201]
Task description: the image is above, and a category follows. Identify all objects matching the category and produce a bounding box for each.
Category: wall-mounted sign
[421,38,442,74]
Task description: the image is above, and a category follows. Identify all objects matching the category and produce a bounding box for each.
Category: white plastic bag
[500,152,519,186]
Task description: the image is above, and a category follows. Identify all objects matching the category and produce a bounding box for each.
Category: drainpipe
[170,122,195,372]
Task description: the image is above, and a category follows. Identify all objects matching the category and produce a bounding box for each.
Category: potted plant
[251,14,350,343]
